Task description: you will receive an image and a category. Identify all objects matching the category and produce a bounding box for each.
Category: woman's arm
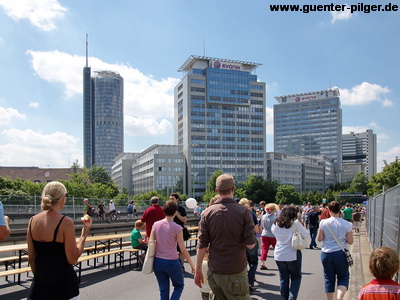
[177,231,195,273]
[64,217,92,265]
[317,227,325,242]
[27,218,36,274]
[346,230,354,245]
[297,220,311,244]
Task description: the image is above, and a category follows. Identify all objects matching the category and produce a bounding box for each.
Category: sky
[0,0,399,172]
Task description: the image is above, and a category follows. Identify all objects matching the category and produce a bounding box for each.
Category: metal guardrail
[366,184,400,282]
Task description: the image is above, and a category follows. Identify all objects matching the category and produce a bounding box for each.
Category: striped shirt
[358,279,400,300]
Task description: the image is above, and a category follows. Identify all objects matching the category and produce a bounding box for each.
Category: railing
[366,184,400,281]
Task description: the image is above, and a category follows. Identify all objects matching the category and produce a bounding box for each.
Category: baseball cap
[216,174,235,191]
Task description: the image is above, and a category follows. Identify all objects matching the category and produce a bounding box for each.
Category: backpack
[127,204,134,214]
[87,206,95,216]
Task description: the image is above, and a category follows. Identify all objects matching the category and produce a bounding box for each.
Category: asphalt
[0,223,373,300]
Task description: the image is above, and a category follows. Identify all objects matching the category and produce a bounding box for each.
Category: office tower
[83,43,124,173]
[274,88,342,182]
[342,129,377,182]
[175,55,266,198]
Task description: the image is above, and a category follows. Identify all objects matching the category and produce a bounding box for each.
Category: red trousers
[260,236,277,261]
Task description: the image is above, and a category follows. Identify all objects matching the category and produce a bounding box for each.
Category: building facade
[342,129,377,182]
[83,67,124,174]
[111,152,136,195]
[266,152,335,193]
[131,145,184,196]
[175,55,266,198]
[274,88,342,182]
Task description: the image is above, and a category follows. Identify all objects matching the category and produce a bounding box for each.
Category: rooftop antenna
[203,34,206,56]
[85,33,88,67]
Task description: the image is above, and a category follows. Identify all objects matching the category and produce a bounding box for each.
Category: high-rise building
[83,56,124,173]
[342,130,377,182]
[274,88,342,182]
[175,55,266,198]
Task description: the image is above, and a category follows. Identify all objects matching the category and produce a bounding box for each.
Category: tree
[368,157,400,195]
[307,191,315,204]
[275,185,300,204]
[324,189,335,202]
[299,192,307,204]
[202,170,223,201]
[86,165,112,185]
[240,175,279,203]
[350,172,368,194]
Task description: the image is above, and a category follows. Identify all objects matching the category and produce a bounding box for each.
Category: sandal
[260,265,268,270]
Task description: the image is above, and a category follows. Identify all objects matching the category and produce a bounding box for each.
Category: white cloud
[382,99,394,107]
[377,146,400,172]
[0,106,26,125]
[26,50,180,136]
[0,0,66,31]
[29,102,39,108]
[125,116,172,136]
[342,126,368,134]
[339,82,392,107]
[331,5,353,24]
[0,129,82,167]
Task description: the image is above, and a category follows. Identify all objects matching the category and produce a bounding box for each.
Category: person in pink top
[150,200,195,300]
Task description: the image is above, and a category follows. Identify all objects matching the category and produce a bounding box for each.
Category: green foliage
[324,189,335,202]
[203,170,223,201]
[240,175,279,203]
[313,191,322,205]
[86,165,112,185]
[21,180,44,196]
[350,172,368,194]
[368,157,400,195]
[275,185,300,204]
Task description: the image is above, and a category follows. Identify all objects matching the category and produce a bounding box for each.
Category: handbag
[291,221,307,250]
[142,240,156,274]
[325,223,353,267]
[182,227,191,241]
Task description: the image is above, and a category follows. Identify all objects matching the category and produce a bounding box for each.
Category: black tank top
[29,215,79,300]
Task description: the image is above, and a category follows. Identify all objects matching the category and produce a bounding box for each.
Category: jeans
[309,227,318,248]
[275,250,302,300]
[154,257,184,300]
[246,240,258,286]
[321,250,349,293]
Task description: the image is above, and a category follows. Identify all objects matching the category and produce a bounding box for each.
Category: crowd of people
[0,176,399,300]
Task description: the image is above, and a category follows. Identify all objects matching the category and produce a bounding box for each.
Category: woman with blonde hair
[27,181,92,300]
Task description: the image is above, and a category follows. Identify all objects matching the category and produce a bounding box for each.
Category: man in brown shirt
[194,174,255,299]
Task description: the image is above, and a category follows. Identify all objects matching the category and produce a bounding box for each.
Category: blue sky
[0,0,398,172]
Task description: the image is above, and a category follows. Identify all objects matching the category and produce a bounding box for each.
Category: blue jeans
[153,257,184,300]
[309,227,318,248]
[275,250,302,300]
[321,250,349,293]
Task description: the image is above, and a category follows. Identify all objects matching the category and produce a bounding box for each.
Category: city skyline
[0,0,398,173]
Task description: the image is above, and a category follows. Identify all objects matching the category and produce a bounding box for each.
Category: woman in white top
[317,201,353,300]
[271,206,310,300]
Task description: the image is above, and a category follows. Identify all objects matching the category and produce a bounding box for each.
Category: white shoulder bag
[291,221,307,250]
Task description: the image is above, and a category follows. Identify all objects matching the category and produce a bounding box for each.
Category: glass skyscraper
[274,88,342,182]
[175,55,266,198]
[83,67,124,174]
